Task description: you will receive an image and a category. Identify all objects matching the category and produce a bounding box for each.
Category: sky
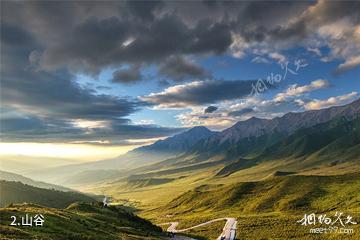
[1,0,360,163]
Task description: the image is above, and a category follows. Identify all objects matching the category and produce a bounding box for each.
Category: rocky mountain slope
[196,98,360,153]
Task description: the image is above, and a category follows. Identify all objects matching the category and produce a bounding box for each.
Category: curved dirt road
[161,217,237,240]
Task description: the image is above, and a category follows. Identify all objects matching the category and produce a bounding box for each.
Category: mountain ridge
[0,170,72,191]
[125,99,360,179]
[132,126,215,154]
[191,98,360,154]
[25,99,360,186]
[216,116,360,176]
[0,180,96,208]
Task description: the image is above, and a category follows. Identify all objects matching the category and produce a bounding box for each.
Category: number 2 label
[10,216,17,226]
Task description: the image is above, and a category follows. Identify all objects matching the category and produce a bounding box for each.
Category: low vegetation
[143,172,360,239]
[0,181,96,208]
[0,202,165,240]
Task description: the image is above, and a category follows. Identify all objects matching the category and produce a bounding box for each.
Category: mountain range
[22,99,360,186]
[2,99,360,240]
[130,99,360,176]
[193,98,360,154]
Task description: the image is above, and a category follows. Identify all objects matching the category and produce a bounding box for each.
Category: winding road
[161,217,237,240]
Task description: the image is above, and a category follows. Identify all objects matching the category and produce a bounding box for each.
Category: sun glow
[0,142,138,161]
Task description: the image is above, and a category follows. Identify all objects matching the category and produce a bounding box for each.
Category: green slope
[144,172,360,240]
[91,117,360,213]
[260,116,359,160]
[62,169,123,186]
[0,202,164,240]
[126,177,177,188]
[217,117,360,176]
[162,172,360,215]
[128,117,360,182]
[0,181,96,208]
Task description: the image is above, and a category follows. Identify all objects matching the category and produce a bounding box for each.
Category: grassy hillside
[260,116,360,161]
[88,119,360,211]
[48,117,360,239]
[145,172,360,240]
[83,118,360,220]
[162,172,360,214]
[217,117,360,176]
[107,117,360,188]
[0,181,96,208]
[0,202,165,240]
[126,178,177,188]
[62,169,123,186]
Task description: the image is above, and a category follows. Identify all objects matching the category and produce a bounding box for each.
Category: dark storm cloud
[38,15,231,74]
[112,65,144,84]
[231,1,360,71]
[204,106,218,114]
[1,19,145,122]
[125,0,164,21]
[228,108,254,117]
[1,24,36,47]
[141,79,259,108]
[2,1,234,76]
[265,1,360,41]
[1,67,142,120]
[0,114,183,144]
[159,56,208,82]
[232,1,311,40]
[0,57,175,144]
[0,115,50,133]
[0,20,182,143]
[3,0,359,77]
[2,0,360,143]
[187,20,232,54]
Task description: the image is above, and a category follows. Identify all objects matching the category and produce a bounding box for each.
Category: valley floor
[86,172,360,240]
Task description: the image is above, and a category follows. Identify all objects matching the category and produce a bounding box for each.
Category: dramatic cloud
[304,92,358,110]
[228,108,254,117]
[0,115,183,144]
[335,56,360,74]
[231,1,360,72]
[1,0,359,143]
[159,56,208,82]
[1,1,232,77]
[274,79,330,101]
[0,59,185,144]
[284,1,360,72]
[177,96,298,129]
[176,84,358,129]
[0,18,181,144]
[2,0,359,79]
[125,0,164,22]
[141,79,258,108]
[176,96,304,129]
[204,106,218,114]
[112,65,144,84]
[1,68,142,121]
